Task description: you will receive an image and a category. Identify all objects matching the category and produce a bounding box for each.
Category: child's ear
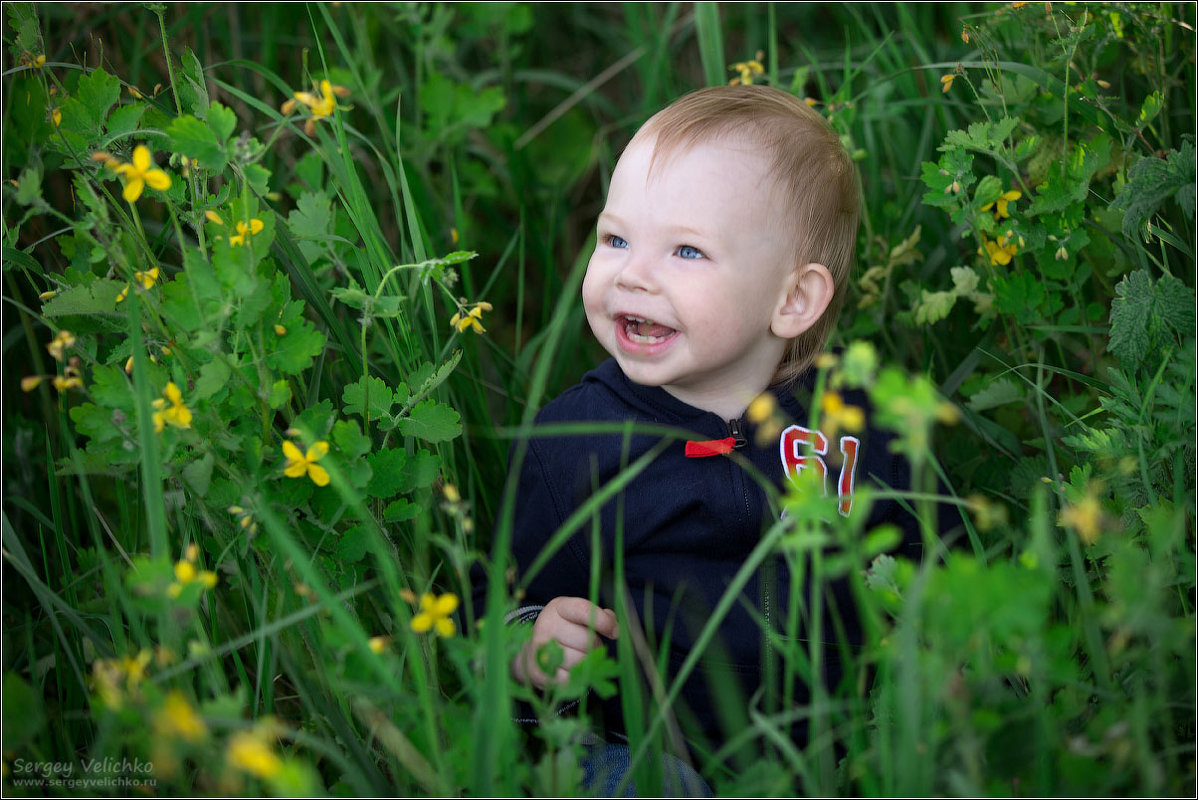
[771,262,835,340]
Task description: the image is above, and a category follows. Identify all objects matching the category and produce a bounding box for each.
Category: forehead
[609,135,779,206]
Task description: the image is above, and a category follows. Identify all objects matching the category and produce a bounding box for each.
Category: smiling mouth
[619,314,678,344]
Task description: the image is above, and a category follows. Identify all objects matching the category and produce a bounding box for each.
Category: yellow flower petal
[410,613,432,633]
[132,145,152,172]
[249,218,264,235]
[123,177,145,203]
[145,169,171,191]
[306,441,329,462]
[164,382,184,406]
[306,463,330,487]
[435,617,456,637]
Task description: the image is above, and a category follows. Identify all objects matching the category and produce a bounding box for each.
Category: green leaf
[1030,134,1112,216]
[89,364,133,409]
[14,164,42,206]
[105,103,145,139]
[967,378,1025,412]
[167,115,228,173]
[183,451,215,497]
[288,191,332,239]
[76,68,121,127]
[332,419,372,460]
[207,101,237,143]
[193,359,232,401]
[1109,269,1197,370]
[397,400,462,443]
[2,672,46,752]
[177,47,210,116]
[337,525,372,562]
[41,279,125,316]
[1109,141,1196,240]
[383,499,421,522]
[265,319,325,374]
[244,163,271,194]
[1136,91,1163,130]
[365,449,407,498]
[342,375,395,420]
[942,117,1019,155]
[992,271,1046,324]
[914,289,957,325]
[267,380,291,409]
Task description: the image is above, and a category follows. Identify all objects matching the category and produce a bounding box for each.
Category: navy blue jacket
[498,358,934,752]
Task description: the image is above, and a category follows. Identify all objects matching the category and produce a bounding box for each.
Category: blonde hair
[632,84,860,385]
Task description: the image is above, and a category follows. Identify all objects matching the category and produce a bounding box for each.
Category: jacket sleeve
[471,432,593,625]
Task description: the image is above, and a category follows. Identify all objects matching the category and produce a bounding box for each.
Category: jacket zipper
[732,416,777,708]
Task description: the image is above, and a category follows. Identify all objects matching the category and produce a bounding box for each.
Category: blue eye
[606,234,629,249]
[676,245,704,260]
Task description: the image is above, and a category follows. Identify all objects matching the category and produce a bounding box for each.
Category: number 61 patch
[779,425,860,517]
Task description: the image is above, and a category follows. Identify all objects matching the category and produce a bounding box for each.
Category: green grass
[2,2,1194,796]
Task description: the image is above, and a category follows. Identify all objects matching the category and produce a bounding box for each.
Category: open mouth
[618,314,678,345]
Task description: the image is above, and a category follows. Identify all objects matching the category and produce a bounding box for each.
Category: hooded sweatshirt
[495,358,939,752]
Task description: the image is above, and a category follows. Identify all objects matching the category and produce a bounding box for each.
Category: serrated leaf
[365,449,407,498]
[383,499,421,522]
[167,115,228,173]
[914,289,957,325]
[266,380,290,409]
[332,419,371,460]
[1109,141,1196,239]
[207,101,237,143]
[89,364,132,409]
[950,266,980,295]
[183,451,214,497]
[943,117,1019,154]
[1109,269,1197,370]
[105,103,145,139]
[76,68,121,127]
[397,400,461,443]
[288,191,332,239]
[342,375,395,420]
[967,378,1025,412]
[15,165,41,206]
[265,320,325,374]
[178,48,209,116]
[41,279,124,316]
[337,525,372,562]
[193,359,231,401]
[244,164,271,194]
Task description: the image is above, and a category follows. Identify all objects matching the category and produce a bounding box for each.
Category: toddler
[494,84,933,783]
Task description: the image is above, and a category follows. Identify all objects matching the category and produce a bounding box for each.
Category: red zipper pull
[684,419,748,458]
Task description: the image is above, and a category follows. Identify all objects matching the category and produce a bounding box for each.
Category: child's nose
[614,252,658,293]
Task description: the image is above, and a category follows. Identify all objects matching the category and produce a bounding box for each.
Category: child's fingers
[552,597,619,639]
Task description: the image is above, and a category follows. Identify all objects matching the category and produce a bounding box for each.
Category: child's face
[582,135,798,416]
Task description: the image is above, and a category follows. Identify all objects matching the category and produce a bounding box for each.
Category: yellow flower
[803,97,818,107]
[92,649,152,710]
[51,108,61,126]
[1059,492,1103,545]
[450,301,492,334]
[368,636,389,654]
[226,731,283,779]
[979,234,1019,266]
[410,592,459,637]
[21,375,43,392]
[282,440,331,486]
[152,382,193,434]
[728,54,765,86]
[205,210,225,226]
[820,391,865,437]
[229,218,264,247]
[46,329,75,361]
[940,74,955,93]
[115,145,172,203]
[981,189,1022,219]
[156,690,208,743]
[274,324,287,336]
[52,373,83,392]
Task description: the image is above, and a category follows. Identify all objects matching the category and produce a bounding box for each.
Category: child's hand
[512,596,619,689]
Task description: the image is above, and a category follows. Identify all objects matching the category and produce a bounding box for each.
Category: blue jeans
[580,742,713,797]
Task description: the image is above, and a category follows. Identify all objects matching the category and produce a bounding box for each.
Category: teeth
[627,330,668,344]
